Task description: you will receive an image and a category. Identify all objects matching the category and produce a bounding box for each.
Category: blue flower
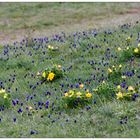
[17,108,22,113]
[120,82,126,88]
[13,118,16,122]
[45,101,49,109]
[30,130,38,135]
[75,83,79,88]
[12,100,16,106]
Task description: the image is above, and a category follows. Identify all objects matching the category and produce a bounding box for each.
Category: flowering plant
[0,88,11,108]
[94,81,116,99]
[63,88,93,108]
[118,47,134,62]
[133,43,140,57]
[126,36,131,44]
[116,85,139,101]
[37,64,64,82]
[108,64,122,74]
[48,45,58,51]
[107,64,122,83]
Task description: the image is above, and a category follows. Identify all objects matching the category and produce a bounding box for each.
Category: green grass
[0,3,140,138]
[0,2,140,32]
[0,19,140,137]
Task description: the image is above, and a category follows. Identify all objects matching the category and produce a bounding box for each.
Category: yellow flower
[57,65,62,69]
[116,92,123,99]
[117,47,122,51]
[134,48,139,54]
[124,92,132,97]
[0,89,6,94]
[132,90,136,94]
[126,37,131,42]
[119,64,122,68]
[69,90,74,97]
[36,72,41,76]
[42,71,46,78]
[29,106,33,110]
[126,47,129,50]
[108,68,112,73]
[102,81,105,84]
[86,89,89,92]
[76,92,82,97]
[47,72,55,81]
[121,76,126,79]
[138,43,140,47]
[79,84,84,89]
[117,85,121,90]
[93,89,98,92]
[48,45,54,49]
[48,45,53,49]
[64,93,69,97]
[69,90,74,94]
[86,93,92,98]
[112,65,115,68]
[3,93,8,99]
[128,86,134,91]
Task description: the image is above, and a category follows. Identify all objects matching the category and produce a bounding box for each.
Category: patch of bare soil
[127,8,140,14]
[0,9,140,45]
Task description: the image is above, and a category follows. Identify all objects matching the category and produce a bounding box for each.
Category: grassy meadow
[0,2,140,44]
[0,2,140,138]
[0,3,139,31]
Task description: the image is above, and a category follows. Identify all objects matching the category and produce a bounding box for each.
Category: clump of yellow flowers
[63,87,93,108]
[42,71,55,81]
[108,64,122,75]
[47,72,55,81]
[37,64,64,82]
[48,45,54,50]
[0,88,11,108]
[48,45,58,51]
[116,85,139,101]
[107,65,122,83]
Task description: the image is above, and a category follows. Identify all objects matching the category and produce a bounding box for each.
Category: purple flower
[60,84,64,88]
[46,101,49,105]
[30,130,38,135]
[16,99,19,104]
[13,118,16,122]
[17,108,22,113]
[125,71,134,77]
[75,83,79,88]
[39,106,42,110]
[86,106,91,111]
[120,82,126,88]
[93,100,96,104]
[45,101,49,109]
[48,114,51,118]
[12,100,16,106]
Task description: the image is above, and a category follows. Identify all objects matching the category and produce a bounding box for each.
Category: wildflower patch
[63,88,93,108]
[0,89,11,108]
[37,64,64,82]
